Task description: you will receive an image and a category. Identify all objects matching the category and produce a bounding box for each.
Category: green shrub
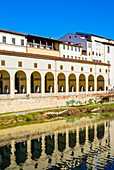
[101,97,109,103]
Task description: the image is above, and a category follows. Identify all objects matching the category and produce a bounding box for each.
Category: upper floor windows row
[2,36,24,46]
[92,51,101,56]
[63,45,80,52]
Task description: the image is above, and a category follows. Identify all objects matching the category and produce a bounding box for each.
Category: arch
[88,74,94,91]
[31,71,41,93]
[0,70,10,94]
[79,74,86,92]
[31,137,42,160]
[58,133,66,152]
[69,130,76,148]
[68,74,76,92]
[15,141,27,165]
[97,75,104,91]
[45,134,55,155]
[45,72,54,93]
[15,71,26,94]
[58,73,66,92]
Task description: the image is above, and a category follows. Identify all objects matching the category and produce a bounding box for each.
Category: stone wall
[0,93,111,114]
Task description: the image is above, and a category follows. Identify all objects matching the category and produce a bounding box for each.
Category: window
[3,36,6,43]
[81,67,83,71]
[63,55,65,58]
[99,60,101,62]
[71,66,74,71]
[107,46,110,53]
[99,69,101,72]
[96,52,98,56]
[71,46,73,50]
[78,48,80,52]
[89,52,91,55]
[69,36,71,39]
[93,59,95,62]
[75,56,77,59]
[92,51,94,55]
[75,47,77,51]
[82,57,84,60]
[63,45,65,49]
[99,53,101,56]
[71,56,73,59]
[34,63,37,68]
[67,46,69,50]
[67,55,69,58]
[18,61,22,67]
[78,57,80,60]
[12,38,15,45]
[48,64,51,69]
[85,58,87,60]
[106,69,108,73]
[21,39,24,46]
[90,68,92,72]
[60,65,63,70]
[107,61,110,64]
[1,60,5,66]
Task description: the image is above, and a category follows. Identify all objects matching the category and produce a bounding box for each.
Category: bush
[101,97,109,103]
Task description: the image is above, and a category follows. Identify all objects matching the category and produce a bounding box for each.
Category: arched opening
[15,71,26,94]
[58,133,66,152]
[31,71,41,93]
[69,74,76,92]
[69,130,76,148]
[79,128,86,145]
[97,75,104,91]
[97,124,104,140]
[0,144,11,170]
[31,137,42,160]
[0,70,10,94]
[79,74,86,92]
[58,73,66,92]
[15,141,27,165]
[45,135,55,155]
[45,72,54,93]
[88,75,94,91]
[88,126,94,143]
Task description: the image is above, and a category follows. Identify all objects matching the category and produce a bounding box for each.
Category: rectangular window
[107,46,110,53]
[63,45,65,49]
[71,56,73,59]
[106,69,108,73]
[99,69,101,72]
[71,66,74,71]
[67,46,69,50]
[3,36,6,43]
[1,60,5,66]
[78,48,80,52]
[78,57,80,60]
[60,65,63,70]
[85,58,87,60]
[81,67,83,71]
[21,39,24,46]
[75,47,77,51]
[48,64,51,69]
[82,57,84,60]
[67,55,69,58]
[63,55,65,58]
[75,56,77,59]
[71,46,73,50]
[34,63,37,68]
[12,38,15,45]
[90,68,92,72]
[18,61,22,67]
[92,51,94,55]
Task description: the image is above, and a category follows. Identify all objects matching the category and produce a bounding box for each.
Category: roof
[76,32,114,41]
[0,28,63,43]
[0,50,110,66]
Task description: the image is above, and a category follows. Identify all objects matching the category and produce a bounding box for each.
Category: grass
[0,103,114,130]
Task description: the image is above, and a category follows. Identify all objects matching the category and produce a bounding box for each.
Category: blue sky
[0,0,114,40]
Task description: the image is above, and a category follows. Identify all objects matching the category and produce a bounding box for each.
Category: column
[27,76,30,95]
[26,139,32,164]
[40,40,41,48]
[54,77,57,96]
[94,77,97,93]
[66,129,69,150]
[52,42,54,50]
[46,41,47,49]
[76,76,79,95]
[86,125,88,144]
[41,134,45,157]
[33,39,35,47]
[66,75,68,95]
[76,126,79,146]
[86,75,88,94]
[10,76,14,97]
[10,140,16,167]
[41,76,45,96]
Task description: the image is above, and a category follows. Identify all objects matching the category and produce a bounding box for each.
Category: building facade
[0,29,110,99]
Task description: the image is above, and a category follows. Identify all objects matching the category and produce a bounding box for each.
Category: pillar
[76,76,79,95]
[66,129,69,149]
[66,75,68,95]
[27,76,30,95]
[86,75,88,94]
[41,76,45,96]
[94,77,97,93]
[10,140,16,167]
[54,77,57,96]
[40,40,41,48]
[76,126,79,146]
[52,42,54,50]
[10,76,14,97]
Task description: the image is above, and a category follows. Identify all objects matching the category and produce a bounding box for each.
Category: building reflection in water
[0,119,114,170]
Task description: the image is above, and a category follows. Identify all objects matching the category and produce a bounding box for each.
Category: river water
[0,116,114,170]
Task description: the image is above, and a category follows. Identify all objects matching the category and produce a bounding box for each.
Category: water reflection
[0,119,114,169]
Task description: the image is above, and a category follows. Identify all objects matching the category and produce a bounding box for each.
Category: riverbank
[0,103,114,130]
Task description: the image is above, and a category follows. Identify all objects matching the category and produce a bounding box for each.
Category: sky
[0,0,114,40]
